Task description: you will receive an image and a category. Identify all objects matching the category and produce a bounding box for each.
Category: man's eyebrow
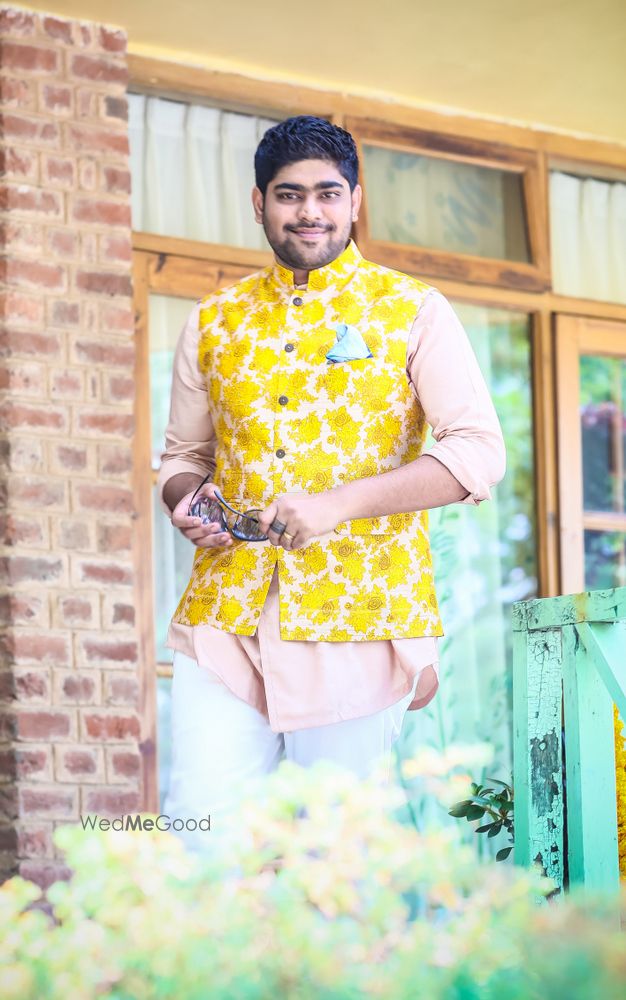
[273,181,345,192]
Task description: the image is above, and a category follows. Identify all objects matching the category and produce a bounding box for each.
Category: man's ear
[252,186,264,224]
[351,183,363,222]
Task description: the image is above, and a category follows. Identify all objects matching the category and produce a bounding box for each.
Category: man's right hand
[170,482,234,549]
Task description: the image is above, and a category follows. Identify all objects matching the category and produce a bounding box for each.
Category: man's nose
[297,194,321,221]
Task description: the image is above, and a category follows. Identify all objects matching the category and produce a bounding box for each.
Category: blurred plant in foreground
[0,746,624,1000]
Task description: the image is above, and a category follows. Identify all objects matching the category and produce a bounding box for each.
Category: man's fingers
[185,529,232,548]
[176,517,232,547]
[281,531,300,550]
[257,501,279,536]
[186,526,229,544]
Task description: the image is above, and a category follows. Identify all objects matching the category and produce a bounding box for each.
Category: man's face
[252,159,362,274]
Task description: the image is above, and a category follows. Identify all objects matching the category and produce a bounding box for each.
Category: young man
[158,116,505,852]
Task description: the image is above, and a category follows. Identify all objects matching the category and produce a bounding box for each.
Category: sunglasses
[188,484,268,542]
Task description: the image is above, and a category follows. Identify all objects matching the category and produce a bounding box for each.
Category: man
[158,116,505,853]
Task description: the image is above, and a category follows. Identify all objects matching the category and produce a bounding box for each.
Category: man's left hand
[258,492,342,549]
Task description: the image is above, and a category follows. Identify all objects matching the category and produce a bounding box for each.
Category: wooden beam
[132,250,159,815]
[130,236,626,323]
[357,237,549,293]
[562,623,620,890]
[532,311,561,597]
[583,511,626,532]
[513,586,626,632]
[575,622,626,718]
[132,231,272,269]
[128,52,626,169]
[555,316,585,589]
[146,255,254,299]
[127,53,337,120]
[513,624,564,890]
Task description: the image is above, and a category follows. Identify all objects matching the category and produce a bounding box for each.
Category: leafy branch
[448,777,514,862]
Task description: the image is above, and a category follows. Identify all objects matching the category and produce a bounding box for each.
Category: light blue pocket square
[325,324,373,364]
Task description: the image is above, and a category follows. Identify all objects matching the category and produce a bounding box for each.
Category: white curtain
[128,93,274,249]
[550,171,626,304]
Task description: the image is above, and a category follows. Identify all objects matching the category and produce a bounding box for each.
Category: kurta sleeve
[156,301,217,515]
[406,289,506,505]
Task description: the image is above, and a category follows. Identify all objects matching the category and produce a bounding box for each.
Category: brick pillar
[0,6,140,890]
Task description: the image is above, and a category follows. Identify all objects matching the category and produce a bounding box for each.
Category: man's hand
[258,491,342,549]
[170,481,234,550]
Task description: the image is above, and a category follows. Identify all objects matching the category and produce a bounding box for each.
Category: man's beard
[263,215,352,272]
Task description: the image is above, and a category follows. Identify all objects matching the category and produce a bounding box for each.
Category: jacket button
[276,448,286,458]
[284,343,294,352]
[292,296,303,306]
[278,395,289,405]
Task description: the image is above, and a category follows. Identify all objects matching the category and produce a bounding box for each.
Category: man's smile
[287,226,332,241]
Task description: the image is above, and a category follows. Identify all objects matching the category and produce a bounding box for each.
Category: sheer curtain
[128,93,276,248]
[550,171,626,304]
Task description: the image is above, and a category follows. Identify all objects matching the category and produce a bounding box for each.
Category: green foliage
[449,776,514,861]
[1,753,624,1000]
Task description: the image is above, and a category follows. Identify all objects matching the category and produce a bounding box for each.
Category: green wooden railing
[513,586,626,894]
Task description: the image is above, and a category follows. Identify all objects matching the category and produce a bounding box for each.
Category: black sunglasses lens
[233,510,267,541]
[190,497,226,529]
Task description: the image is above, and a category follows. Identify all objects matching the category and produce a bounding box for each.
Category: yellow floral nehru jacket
[173,240,444,642]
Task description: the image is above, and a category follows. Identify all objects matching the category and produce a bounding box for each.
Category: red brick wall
[0,6,140,890]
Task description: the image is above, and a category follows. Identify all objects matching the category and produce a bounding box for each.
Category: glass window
[149,294,199,806]
[549,170,626,304]
[398,305,535,852]
[129,94,277,249]
[578,349,626,591]
[584,530,626,590]
[362,144,529,261]
[157,675,173,812]
[580,354,626,514]
[149,294,198,662]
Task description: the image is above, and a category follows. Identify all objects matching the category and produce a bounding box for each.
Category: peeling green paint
[513,587,624,895]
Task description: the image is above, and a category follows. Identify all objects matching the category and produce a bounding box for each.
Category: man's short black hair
[254,116,359,195]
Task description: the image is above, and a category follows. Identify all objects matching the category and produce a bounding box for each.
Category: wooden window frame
[347,117,550,293]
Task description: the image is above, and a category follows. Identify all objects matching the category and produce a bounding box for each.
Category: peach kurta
[158,274,505,733]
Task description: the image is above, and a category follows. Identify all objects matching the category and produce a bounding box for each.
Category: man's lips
[287,227,331,239]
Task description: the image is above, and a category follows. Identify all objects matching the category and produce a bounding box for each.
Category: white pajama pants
[162,650,417,856]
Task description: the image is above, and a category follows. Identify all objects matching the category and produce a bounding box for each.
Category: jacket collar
[269,239,362,293]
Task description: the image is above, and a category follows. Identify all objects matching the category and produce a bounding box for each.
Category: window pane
[580,354,626,513]
[129,93,277,249]
[149,294,197,662]
[152,487,195,663]
[157,676,172,812]
[149,295,198,469]
[584,530,626,590]
[362,144,529,261]
[550,171,626,305]
[398,305,535,849]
